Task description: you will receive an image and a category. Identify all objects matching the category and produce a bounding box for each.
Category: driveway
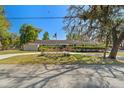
[0,52,41,60]
[0,64,124,88]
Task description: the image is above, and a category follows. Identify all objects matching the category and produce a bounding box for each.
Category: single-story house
[23,40,98,51]
[23,43,40,51]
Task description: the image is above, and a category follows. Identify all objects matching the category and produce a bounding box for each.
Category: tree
[66,32,91,42]
[66,33,81,40]
[42,32,50,40]
[9,33,20,48]
[64,5,124,59]
[19,24,42,46]
[0,6,10,48]
[1,31,11,50]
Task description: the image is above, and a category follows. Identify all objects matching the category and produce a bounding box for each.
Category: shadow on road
[0,64,124,88]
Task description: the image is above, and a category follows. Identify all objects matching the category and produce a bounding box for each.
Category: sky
[4,5,69,40]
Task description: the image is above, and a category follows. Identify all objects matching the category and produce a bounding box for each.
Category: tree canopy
[0,6,10,40]
[19,24,42,45]
[42,31,50,40]
[0,6,10,50]
[64,5,124,59]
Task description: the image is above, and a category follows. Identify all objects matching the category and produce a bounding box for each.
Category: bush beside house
[72,45,105,52]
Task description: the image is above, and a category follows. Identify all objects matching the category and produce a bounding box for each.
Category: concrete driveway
[0,52,41,60]
[0,64,124,88]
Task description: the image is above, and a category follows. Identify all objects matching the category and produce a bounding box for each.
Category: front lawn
[117,51,124,56]
[0,50,35,55]
[0,53,123,65]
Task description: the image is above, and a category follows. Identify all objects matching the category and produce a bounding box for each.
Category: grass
[0,50,36,55]
[0,53,123,65]
[0,49,124,56]
[117,52,124,56]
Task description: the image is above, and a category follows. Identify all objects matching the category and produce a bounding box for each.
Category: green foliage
[19,24,42,46]
[38,45,48,56]
[1,32,20,50]
[38,44,105,52]
[73,45,105,49]
[0,6,10,41]
[38,45,63,52]
[9,33,20,48]
[72,44,105,52]
[1,38,10,50]
[39,45,48,51]
[42,31,50,40]
[1,32,11,50]
[0,6,10,50]
[38,45,47,51]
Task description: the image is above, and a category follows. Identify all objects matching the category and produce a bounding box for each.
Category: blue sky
[4,5,69,40]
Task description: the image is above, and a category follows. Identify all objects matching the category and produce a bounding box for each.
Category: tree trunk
[109,28,124,59]
[103,39,109,59]
[103,32,110,59]
[108,27,119,59]
[108,42,120,59]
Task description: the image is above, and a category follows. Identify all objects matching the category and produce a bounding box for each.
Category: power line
[0,16,79,20]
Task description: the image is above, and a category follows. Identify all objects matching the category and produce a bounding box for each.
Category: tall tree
[42,31,50,40]
[1,31,11,50]
[66,33,81,40]
[0,6,10,42]
[0,6,9,38]
[9,33,20,48]
[19,24,41,46]
[66,32,91,41]
[64,5,124,59]
[0,6,10,50]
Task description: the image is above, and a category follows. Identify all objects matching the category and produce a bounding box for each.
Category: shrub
[38,45,48,56]
[71,44,105,52]
[38,45,48,51]
[38,45,64,52]
[38,44,106,52]
[63,52,70,57]
[73,45,105,49]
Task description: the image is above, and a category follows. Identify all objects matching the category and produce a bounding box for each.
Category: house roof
[33,40,97,46]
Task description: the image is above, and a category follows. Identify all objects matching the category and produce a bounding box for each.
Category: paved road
[0,64,124,88]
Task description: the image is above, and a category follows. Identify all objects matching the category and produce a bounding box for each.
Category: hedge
[38,44,105,52]
[72,45,105,49]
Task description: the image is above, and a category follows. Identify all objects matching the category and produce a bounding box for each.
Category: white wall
[23,44,39,51]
